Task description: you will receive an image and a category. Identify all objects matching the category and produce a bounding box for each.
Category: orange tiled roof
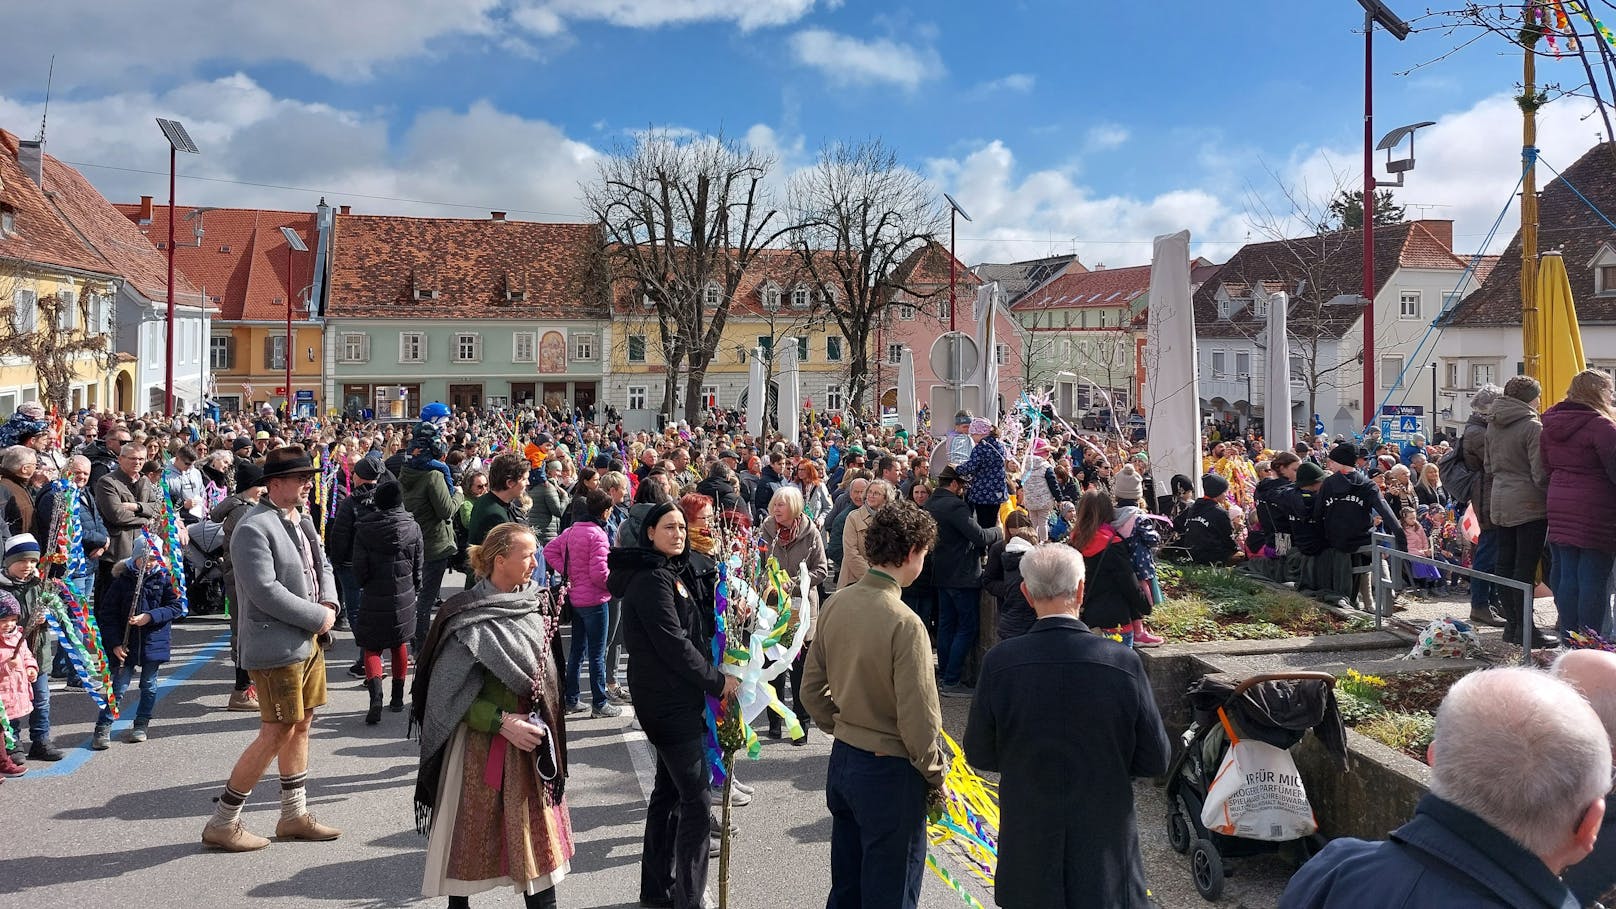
[115,203,316,321]
[327,213,607,319]
[1010,262,1153,312]
[33,145,200,304]
[0,129,118,278]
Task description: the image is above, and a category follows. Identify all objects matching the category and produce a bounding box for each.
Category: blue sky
[0,0,1606,266]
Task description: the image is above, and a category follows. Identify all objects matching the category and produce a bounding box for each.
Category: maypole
[1521,4,1545,381]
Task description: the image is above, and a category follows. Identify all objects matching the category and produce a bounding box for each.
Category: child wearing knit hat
[0,589,35,777]
[0,534,53,762]
[1111,465,1165,647]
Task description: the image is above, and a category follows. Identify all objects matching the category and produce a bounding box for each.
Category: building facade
[324,212,609,417]
[117,199,329,416]
[1437,141,1616,435]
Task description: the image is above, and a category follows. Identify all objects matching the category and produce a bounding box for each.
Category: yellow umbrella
[1536,250,1585,409]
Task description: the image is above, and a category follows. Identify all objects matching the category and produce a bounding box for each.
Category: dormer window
[504,271,528,302]
[0,203,16,236]
[791,285,810,310]
[413,266,439,301]
[1587,244,1616,296]
[1253,297,1269,318]
[704,282,722,308]
[1217,299,1230,319]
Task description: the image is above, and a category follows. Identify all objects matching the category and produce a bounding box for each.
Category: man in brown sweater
[802,500,945,909]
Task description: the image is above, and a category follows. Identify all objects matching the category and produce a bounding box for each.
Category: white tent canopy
[1264,291,1293,447]
[746,346,765,438]
[779,339,800,445]
[897,346,917,435]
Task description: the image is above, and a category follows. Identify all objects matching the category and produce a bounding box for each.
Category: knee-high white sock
[208,785,250,828]
[279,772,308,821]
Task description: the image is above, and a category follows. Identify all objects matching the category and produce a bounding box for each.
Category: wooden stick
[718,753,735,908]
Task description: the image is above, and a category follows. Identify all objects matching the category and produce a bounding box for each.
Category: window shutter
[361,334,371,363]
[418,335,427,361]
[264,336,275,369]
[472,334,483,362]
[225,337,236,369]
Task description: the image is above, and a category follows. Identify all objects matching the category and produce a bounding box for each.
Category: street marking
[27,631,232,778]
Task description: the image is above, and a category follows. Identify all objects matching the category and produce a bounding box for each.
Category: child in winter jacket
[1111,465,1165,647]
[93,535,184,749]
[1050,500,1078,543]
[1,534,56,762]
[0,589,35,777]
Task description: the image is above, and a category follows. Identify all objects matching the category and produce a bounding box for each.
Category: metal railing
[1368,531,1537,666]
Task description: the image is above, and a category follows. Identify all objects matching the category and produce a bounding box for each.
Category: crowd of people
[2,366,1616,906]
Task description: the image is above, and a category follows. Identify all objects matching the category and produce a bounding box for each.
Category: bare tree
[789,140,942,412]
[0,267,115,412]
[583,131,791,422]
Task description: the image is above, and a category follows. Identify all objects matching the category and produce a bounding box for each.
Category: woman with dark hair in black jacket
[983,509,1039,641]
[609,502,739,909]
[1068,490,1152,645]
[352,479,424,724]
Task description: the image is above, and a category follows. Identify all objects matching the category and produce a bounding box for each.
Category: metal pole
[1362,9,1377,429]
[286,244,294,419]
[1430,363,1437,434]
[949,210,961,416]
[1521,22,1542,381]
[165,145,176,417]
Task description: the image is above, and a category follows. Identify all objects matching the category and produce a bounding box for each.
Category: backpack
[1436,435,1475,506]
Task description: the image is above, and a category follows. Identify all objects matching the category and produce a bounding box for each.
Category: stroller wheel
[1191,838,1225,901]
[1167,805,1192,855]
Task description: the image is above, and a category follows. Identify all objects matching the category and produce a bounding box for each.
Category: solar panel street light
[157,118,199,416]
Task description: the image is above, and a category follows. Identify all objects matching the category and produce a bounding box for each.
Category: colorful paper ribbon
[44,587,115,717]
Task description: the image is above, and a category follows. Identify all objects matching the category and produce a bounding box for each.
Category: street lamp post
[155,118,198,417]
[280,226,308,419]
[943,193,972,414]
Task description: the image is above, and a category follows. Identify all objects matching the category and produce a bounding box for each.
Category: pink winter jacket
[0,625,38,721]
[543,519,612,608]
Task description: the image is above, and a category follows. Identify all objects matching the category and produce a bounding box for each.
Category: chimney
[339,204,352,216]
[1416,219,1454,251]
[17,140,43,187]
[491,211,506,222]
[137,195,153,224]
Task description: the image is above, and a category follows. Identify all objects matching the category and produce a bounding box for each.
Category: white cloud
[0,76,599,221]
[515,0,818,34]
[1083,124,1130,152]
[788,28,944,90]
[0,1,507,91]
[971,73,1035,95]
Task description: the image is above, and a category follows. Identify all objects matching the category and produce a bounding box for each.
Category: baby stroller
[1165,670,1347,900]
[182,517,227,616]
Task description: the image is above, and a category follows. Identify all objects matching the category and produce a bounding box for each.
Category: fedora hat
[261,446,319,481]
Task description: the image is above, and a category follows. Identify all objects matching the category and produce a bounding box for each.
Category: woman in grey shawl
[412,522,572,908]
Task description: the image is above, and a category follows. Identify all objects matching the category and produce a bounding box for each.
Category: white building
[1436,141,1616,434]
[1191,220,1475,439]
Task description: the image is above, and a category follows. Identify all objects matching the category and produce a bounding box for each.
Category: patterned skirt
[422,723,574,898]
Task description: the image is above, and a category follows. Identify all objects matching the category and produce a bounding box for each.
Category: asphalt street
[1,576,1293,908]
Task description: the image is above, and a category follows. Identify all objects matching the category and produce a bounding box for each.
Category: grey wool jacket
[231,502,338,671]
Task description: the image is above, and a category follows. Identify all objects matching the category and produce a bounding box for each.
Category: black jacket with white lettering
[1315,468,1404,553]
[1173,498,1236,564]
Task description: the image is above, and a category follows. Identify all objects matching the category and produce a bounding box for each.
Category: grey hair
[0,445,35,473]
[68,454,90,472]
[769,484,804,520]
[865,479,895,506]
[1018,543,1086,602]
[1471,383,1504,417]
[120,442,146,459]
[599,471,628,493]
[1430,667,1610,858]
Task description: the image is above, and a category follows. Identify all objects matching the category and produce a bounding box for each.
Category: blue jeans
[28,668,49,743]
[1470,527,1498,615]
[825,740,928,909]
[565,602,609,710]
[935,587,979,686]
[334,564,361,620]
[98,657,162,726]
[1550,543,1615,638]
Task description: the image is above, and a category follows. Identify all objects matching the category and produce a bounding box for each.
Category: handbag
[1201,707,1317,841]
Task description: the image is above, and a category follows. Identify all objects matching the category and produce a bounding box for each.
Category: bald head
[1555,649,1616,754]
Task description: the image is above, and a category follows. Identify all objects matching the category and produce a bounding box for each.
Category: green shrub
[1356,711,1436,756]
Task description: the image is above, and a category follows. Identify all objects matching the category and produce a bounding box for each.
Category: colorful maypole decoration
[926,732,1002,907]
[153,478,191,617]
[43,580,115,717]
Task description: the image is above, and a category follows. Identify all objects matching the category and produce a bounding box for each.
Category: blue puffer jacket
[95,558,184,664]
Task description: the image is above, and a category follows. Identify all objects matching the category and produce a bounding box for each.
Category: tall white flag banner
[1264,291,1293,447]
[1144,230,1203,502]
[976,281,1000,423]
[780,339,801,445]
[897,346,918,435]
[746,347,766,438]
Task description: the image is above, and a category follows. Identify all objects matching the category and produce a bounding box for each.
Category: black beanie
[1200,473,1229,499]
[1328,442,1359,468]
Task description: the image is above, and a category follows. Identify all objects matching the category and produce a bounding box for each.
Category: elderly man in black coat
[964,542,1169,908]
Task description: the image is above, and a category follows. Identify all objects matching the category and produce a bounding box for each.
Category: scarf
[775,514,803,547]
[412,578,566,836]
[688,524,718,556]
[1077,522,1120,558]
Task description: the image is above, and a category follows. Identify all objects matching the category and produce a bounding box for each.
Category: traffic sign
[928,332,979,384]
[295,390,314,401]
[1312,413,1325,436]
